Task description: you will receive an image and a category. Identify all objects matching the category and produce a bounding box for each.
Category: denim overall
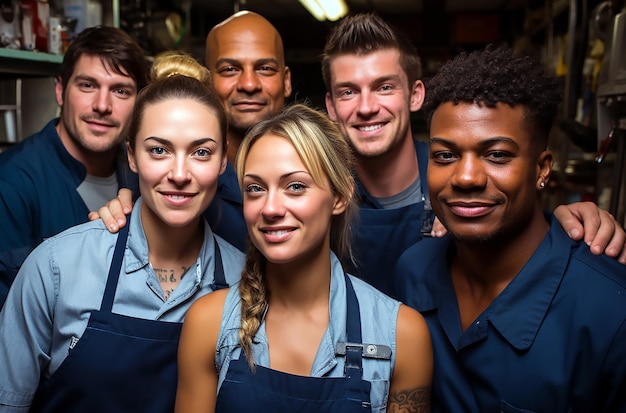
[215,274,376,413]
[29,219,227,413]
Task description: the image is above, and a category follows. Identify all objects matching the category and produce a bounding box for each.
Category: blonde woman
[176,104,432,413]
[0,51,244,412]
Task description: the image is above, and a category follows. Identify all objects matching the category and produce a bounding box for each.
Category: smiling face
[325,48,423,159]
[242,134,346,265]
[56,54,138,157]
[128,98,226,230]
[428,102,552,244]
[206,14,292,136]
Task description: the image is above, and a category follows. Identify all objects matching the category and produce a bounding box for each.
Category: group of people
[0,9,624,413]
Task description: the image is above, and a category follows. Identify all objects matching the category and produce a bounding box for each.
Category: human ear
[127,142,138,173]
[536,150,553,190]
[409,80,425,112]
[325,92,338,122]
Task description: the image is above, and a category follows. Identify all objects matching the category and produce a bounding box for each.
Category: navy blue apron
[30,220,227,413]
[215,274,379,413]
[347,140,432,299]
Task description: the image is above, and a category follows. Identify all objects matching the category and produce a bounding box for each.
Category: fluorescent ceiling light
[298,0,348,21]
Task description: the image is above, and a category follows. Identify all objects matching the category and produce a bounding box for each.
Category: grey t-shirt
[374,176,423,209]
[76,172,118,212]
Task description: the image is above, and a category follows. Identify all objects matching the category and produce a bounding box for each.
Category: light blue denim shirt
[0,198,244,411]
[216,253,400,412]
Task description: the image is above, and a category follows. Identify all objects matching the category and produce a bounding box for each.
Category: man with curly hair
[395,45,626,412]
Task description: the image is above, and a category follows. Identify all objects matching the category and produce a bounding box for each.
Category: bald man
[200,11,292,250]
[206,11,292,163]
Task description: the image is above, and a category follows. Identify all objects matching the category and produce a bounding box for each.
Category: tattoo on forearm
[388,387,431,413]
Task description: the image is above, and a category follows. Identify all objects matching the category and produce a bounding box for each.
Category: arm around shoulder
[175,288,229,413]
[388,304,432,413]
[554,202,626,263]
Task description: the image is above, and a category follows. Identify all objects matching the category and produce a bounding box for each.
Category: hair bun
[150,51,211,85]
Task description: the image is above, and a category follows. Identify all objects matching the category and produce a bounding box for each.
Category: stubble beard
[64,113,125,154]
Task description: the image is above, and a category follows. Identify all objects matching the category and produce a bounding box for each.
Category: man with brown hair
[0,26,148,308]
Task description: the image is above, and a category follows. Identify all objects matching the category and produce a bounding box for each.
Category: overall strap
[100,217,131,313]
[210,238,228,291]
[343,274,363,380]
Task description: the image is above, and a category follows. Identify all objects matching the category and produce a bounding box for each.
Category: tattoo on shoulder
[388,387,431,413]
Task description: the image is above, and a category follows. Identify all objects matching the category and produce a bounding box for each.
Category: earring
[540,182,545,188]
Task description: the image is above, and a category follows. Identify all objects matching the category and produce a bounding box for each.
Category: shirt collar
[422,213,573,351]
[124,198,217,285]
[487,214,572,350]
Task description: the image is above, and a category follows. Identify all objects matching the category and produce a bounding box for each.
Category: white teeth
[358,124,383,132]
[266,230,289,236]
[169,195,186,200]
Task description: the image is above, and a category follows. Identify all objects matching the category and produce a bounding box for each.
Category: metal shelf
[0,48,62,77]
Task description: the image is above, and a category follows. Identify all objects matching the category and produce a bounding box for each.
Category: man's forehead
[328,50,405,83]
[208,15,284,64]
[73,54,133,82]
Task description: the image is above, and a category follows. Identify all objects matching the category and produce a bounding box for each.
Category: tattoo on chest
[388,387,431,413]
[152,265,191,300]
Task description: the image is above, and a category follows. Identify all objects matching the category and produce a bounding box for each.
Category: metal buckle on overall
[335,342,392,360]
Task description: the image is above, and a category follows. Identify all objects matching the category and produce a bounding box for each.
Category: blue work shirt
[216,253,400,413]
[205,160,247,252]
[396,213,626,412]
[0,119,138,308]
[345,139,432,298]
[0,198,244,411]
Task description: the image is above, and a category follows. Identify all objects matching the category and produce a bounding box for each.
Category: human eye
[286,181,308,193]
[257,65,278,75]
[336,88,355,99]
[217,66,240,76]
[431,151,457,164]
[378,84,394,92]
[78,81,95,91]
[485,151,513,163]
[244,183,264,193]
[148,146,168,157]
[193,147,215,159]
[113,88,134,98]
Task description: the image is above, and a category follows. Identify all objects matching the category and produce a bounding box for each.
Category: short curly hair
[422,44,561,146]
